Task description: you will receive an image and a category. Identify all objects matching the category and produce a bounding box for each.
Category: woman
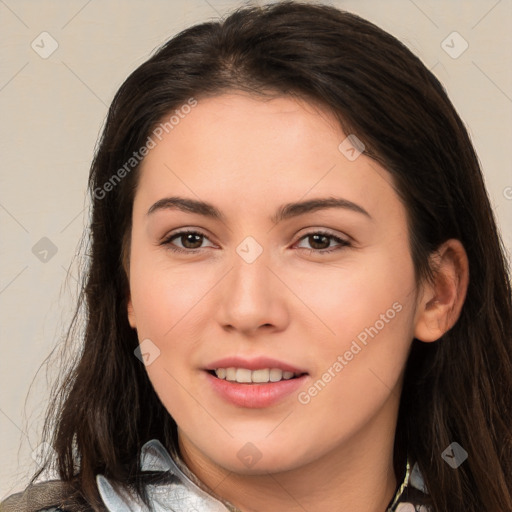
[3,1,511,511]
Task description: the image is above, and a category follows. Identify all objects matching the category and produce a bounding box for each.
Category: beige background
[1,0,511,499]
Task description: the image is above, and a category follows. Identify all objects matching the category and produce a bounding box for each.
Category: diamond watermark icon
[32,237,58,263]
[441,441,468,468]
[441,31,468,59]
[134,338,161,366]
[31,31,59,59]
[236,236,263,264]
[338,134,365,161]
[237,442,262,468]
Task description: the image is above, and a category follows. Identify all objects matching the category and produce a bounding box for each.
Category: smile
[212,367,303,383]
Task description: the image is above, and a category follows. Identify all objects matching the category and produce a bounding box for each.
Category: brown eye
[296,231,350,255]
[307,234,331,250]
[162,230,215,253]
[177,232,204,249]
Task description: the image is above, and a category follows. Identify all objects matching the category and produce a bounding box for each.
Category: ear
[127,296,137,329]
[414,239,469,342]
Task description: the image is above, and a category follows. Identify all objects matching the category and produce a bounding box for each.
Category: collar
[96,439,429,512]
[97,439,231,511]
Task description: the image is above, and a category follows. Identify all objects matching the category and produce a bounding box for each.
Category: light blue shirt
[96,439,431,511]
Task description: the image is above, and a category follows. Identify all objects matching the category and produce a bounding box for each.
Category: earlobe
[413,239,469,343]
[127,298,137,329]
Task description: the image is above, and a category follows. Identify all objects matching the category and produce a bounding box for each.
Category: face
[126,92,421,475]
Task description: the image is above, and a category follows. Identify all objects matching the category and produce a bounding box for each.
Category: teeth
[269,368,282,382]
[252,369,270,383]
[214,367,300,383]
[236,368,252,383]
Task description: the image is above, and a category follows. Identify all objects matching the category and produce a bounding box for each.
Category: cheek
[128,256,219,403]
[128,262,207,424]
[290,245,417,429]
[129,254,214,339]
[289,244,416,352]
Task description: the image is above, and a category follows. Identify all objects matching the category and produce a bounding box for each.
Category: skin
[126,92,468,512]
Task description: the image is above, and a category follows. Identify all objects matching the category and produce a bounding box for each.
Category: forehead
[142,92,344,174]
[135,92,401,223]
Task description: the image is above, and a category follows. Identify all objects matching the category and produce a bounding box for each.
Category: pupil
[310,234,329,249]
[183,234,202,249]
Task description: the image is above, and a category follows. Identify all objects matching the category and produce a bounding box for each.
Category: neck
[177,393,401,512]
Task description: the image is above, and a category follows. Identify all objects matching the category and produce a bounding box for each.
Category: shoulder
[0,480,89,512]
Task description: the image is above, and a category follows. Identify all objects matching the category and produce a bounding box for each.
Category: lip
[205,371,308,408]
[205,356,307,374]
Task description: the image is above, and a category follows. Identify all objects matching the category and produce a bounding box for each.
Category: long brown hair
[33,2,512,510]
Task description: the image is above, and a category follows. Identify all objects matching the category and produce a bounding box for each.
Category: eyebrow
[147,196,372,223]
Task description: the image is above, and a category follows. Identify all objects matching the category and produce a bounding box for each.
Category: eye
[161,230,215,254]
[295,230,350,255]
[161,229,350,256]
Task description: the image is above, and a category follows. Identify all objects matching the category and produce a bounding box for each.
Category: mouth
[207,367,307,384]
[204,357,309,408]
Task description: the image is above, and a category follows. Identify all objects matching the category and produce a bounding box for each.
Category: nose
[215,249,290,337]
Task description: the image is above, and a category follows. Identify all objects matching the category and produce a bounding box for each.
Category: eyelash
[161,229,350,256]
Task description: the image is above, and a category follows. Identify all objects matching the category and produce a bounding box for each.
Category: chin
[224,456,302,475]
[205,439,311,475]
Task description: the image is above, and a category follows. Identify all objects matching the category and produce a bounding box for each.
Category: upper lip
[205,356,308,374]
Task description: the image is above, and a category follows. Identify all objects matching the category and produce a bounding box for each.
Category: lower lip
[205,371,308,408]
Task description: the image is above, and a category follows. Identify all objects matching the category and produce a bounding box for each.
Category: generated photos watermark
[338,134,365,161]
[237,442,263,468]
[134,338,161,366]
[298,301,403,405]
[93,97,198,200]
[441,441,468,469]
